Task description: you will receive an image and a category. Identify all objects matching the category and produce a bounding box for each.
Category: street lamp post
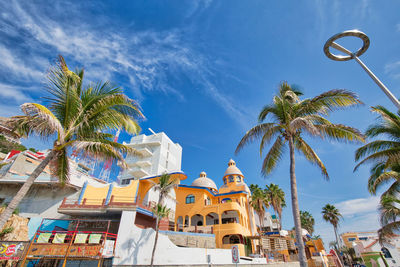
[324,29,400,109]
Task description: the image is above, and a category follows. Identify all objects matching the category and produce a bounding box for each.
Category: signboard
[231,245,239,263]
[102,240,115,258]
[28,244,102,258]
[28,244,68,257]
[68,244,102,257]
[0,241,28,260]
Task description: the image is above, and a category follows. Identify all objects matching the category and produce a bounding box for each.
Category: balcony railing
[59,197,175,219]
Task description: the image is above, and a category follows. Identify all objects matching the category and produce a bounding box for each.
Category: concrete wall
[113,211,237,266]
[161,230,216,248]
[0,183,77,219]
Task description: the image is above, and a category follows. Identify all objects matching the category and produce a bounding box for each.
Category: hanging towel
[74,233,88,243]
[53,233,67,243]
[88,234,102,244]
[37,233,52,243]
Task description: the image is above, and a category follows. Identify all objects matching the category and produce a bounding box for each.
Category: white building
[119,130,182,184]
[254,211,280,232]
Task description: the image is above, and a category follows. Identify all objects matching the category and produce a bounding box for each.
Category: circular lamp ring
[323,30,370,61]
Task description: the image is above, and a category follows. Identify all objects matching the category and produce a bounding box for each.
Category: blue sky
[1,0,400,245]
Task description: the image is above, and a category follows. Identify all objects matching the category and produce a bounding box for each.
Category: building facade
[342,231,400,267]
[174,159,257,256]
[118,131,182,184]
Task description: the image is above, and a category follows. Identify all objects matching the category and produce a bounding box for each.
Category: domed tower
[219,159,250,194]
[191,171,218,193]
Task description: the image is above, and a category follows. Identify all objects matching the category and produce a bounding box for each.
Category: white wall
[114,211,238,266]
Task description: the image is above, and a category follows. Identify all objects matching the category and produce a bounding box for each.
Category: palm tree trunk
[150,216,160,267]
[333,226,345,266]
[258,211,264,256]
[288,136,308,267]
[0,150,56,230]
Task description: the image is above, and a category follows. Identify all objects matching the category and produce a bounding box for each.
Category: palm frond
[295,137,328,179]
[354,148,400,171]
[261,136,285,176]
[355,141,399,162]
[20,103,64,138]
[368,171,400,195]
[235,123,279,154]
[298,89,362,116]
[315,124,365,143]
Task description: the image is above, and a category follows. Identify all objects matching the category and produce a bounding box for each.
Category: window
[223,178,227,184]
[221,198,232,203]
[348,238,356,241]
[186,195,195,204]
[205,197,211,206]
[229,175,234,183]
[236,176,241,182]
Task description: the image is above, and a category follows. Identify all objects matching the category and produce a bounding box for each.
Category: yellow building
[58,159,257,256]
[174,159,257,256]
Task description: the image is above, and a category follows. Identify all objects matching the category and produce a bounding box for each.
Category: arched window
[221,198,232,203]
[205,197,211,206]
[228,175,234,183]
[223,178,227,184]
[186,194,195,204]
[381,247,392,258]
[236,176,241,182]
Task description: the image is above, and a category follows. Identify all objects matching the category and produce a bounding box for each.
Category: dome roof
[223,159,243,177]
[191,171,218,191]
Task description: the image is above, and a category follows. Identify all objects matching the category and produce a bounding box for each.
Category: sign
[231,245,239,263]
[102,240,115,258]
[0,241,28,260]
[68,244,102,257]
[28,244,68,257]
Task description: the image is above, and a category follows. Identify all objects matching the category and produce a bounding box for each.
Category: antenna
[148,128,156,135]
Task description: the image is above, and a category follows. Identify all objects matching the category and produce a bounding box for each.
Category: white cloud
[0,0,248,127]
[335,195,380,217]
[0,83,32,102]
[385,61,400,79]
[0,45,45,82]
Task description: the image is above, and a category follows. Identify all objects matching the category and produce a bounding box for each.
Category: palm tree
[249,185,269,256]
[377,194,400,244]
[0,56,143,230]
[249,185,269,232]
[322,204,342,247]
[150,204,171,267]
[299,211,315,235]
[354,106,400,241]
[149,173,179,267]
[236,83,364,267]
[265,183,286,230]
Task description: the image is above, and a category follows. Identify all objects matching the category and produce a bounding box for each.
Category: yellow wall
[111,180,139,203]
[175,185,255,256]
[82,184,109,205]
[341,232,359,248]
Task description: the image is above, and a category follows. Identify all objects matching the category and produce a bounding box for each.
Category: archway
[205,212,219,225]
[221,210,240,224]
[190,214,204,226]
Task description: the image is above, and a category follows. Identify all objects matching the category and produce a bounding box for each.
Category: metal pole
[352,55,400,109]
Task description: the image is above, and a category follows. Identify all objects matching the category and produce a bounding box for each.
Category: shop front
[20,219,117,267]
[0,241,29,266]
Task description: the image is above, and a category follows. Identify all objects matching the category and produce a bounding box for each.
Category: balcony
[136,147,153,157]
[128,166,149,178]
[133,160,152,167]
[59,196,143,215]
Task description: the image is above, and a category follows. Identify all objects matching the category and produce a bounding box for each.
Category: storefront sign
[102,240,114,258]
[68,244,102,257]
[28,244,68,257]
[0,241,29,260]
